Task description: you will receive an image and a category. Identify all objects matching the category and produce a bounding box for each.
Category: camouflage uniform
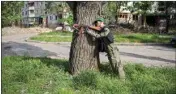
[86,27,125,79]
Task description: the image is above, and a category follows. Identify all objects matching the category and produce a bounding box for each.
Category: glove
[73,24,79,27]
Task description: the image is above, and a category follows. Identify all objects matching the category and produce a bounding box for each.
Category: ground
[2,27,176,94]
[2,32,175,67]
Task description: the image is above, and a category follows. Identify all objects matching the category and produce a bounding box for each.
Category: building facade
[118,1,176,27]
[21,1,60,28]
[22,1,45,27]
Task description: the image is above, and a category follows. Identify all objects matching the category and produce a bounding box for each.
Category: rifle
[72,24,102,32]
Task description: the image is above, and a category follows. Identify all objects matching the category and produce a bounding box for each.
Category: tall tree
[67,2,102,75]
[2,1,24,27]
[132,1,153,27]
[164,1,176,33]
[100,1,127,24]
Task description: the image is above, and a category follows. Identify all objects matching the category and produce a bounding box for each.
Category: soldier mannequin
[86,18,125,80]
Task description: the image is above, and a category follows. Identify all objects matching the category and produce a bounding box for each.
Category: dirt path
[2,33,176,67]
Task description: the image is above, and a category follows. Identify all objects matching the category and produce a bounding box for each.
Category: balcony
[28,14,35,17]
[28,10,35,17]
[28,6,34,10]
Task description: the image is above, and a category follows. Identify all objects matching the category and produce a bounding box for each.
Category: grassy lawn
[2,56,176,94]
[114,33,172,43]
[30,31,173,43]
[30,32,73,42]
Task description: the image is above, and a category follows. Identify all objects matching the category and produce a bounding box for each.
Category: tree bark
[165,1,169,33]
[68,2,101,75]
[143,15,147,28]
[116,2,121,24]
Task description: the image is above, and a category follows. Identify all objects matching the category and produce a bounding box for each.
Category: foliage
[102,1,127,24]
[30,31,72,42]
[1,1,24,27]
[58,13,73,25]
[45,1,73,25]
[45,1,66,14]
[30,32,173,43]
[114,33,172,43]
[132,1,153,14]
[2,56,176,94]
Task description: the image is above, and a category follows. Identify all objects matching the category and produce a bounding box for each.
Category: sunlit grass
[2,56,176,94]
[30,31,173,43]
[115,33,172,43]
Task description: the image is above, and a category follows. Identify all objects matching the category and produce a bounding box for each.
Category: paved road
[2,33,176,67]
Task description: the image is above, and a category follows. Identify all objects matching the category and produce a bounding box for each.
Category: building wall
[21,1,46,26]
[21,1,69,28]
[47,14,59,28]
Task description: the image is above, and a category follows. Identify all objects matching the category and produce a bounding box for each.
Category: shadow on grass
[21,56,119,77]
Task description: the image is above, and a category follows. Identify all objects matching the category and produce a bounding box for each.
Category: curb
[25,38,171,46]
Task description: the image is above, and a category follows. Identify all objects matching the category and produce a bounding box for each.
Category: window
[22,12,24,16]
[29,18,35,22]
[30,10,34,14]
[119,13,128,18]
[124,15,127,19]
[25,11,28,15]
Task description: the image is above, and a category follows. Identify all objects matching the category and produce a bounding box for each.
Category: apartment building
[21,1,62,28]
[21,1,45,27]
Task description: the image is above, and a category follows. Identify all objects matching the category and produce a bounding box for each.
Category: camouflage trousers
[105,44,125,79]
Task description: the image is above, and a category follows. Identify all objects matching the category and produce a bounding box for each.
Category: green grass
[115,33,172,43]
[30,31,73,42]
[2,56,176,94]
[30,31,173,43]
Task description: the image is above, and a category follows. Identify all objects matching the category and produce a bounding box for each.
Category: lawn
[30,31,173,43]
[2,56,176,94]
[30,32,73,42]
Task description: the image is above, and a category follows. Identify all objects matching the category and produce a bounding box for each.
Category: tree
[67,2,103,75]
[2,1,24,27]
[102,2,117,24]
[132,1,153,27]
[163,1,176,33]
[100,1,127,24]
[58,13,73,25]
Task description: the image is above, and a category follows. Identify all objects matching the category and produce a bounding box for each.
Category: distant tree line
[2,1,24,27]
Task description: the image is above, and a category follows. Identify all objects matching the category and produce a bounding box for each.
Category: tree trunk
[143,15,147,28]
[11,21,15,27]
[165,1,169,33]
[42,17,46,28]
[68,2,101,75]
